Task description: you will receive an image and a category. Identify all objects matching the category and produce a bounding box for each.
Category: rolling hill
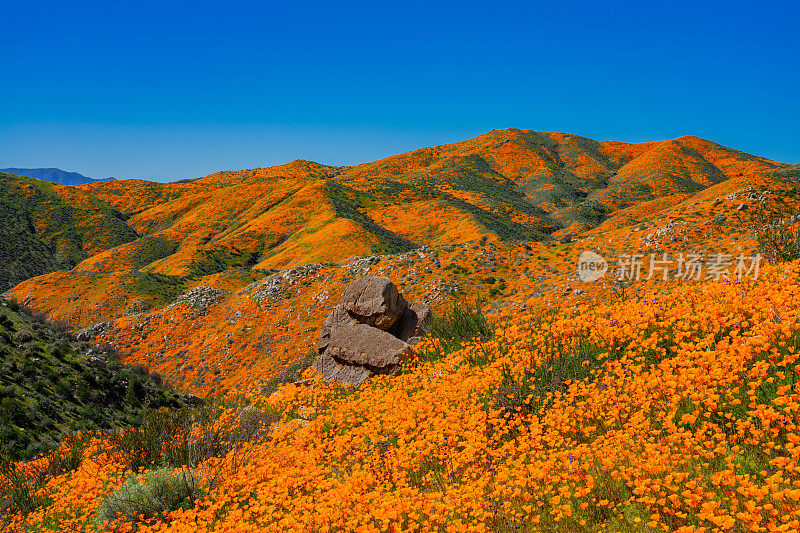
[3,129,794,396]
[0,171,139,292]
[55,129,787,278]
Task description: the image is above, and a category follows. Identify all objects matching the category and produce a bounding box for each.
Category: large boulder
[340,276,407,330]
[314,350,373,387]
[314,276,430,386]
[327,323,414,367]
[314,350,401,386]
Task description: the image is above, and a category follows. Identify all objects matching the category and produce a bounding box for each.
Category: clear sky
[1,0,798,182]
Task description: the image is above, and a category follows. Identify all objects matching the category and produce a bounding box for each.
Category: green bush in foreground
[495,338,605,419]
[95,467,203,528]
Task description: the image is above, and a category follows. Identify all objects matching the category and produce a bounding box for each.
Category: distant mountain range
[0,167,116,185]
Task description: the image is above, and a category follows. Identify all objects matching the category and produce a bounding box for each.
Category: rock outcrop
[315,276,430,386]
[171,286,227,311]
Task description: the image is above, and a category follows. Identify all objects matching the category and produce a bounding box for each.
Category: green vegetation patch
[325,181,419,254]
[555,201,609,227]
[418,299,493,366]
[439,193,549,242]
[0,300,198,460]
[95,467,203,527]
[123,272,187,305]
[188,245,266,277]
[128,236,180,269]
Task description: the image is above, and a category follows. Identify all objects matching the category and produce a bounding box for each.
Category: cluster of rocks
[171,286,227,312]
[558,284,586,297]
[345,255,380,276]
[244,264,322,304]
[126,298,151,314]
[315,276,430,386]
[84,347,108,365]
[726,186,765,203]
[420,278,461,305]
[75,320,114,342]
[642,219,688,248]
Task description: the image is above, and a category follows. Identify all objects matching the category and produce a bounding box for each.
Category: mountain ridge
[0,167,116,186]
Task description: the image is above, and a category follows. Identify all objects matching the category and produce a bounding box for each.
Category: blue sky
[1,0,798,181]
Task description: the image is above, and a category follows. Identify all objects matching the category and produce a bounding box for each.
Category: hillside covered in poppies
[4,130,794,394]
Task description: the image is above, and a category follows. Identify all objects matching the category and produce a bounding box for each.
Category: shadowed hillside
[0,299,198,460]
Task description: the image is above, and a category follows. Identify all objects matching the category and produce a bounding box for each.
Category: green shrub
[261,350,317,397]
[95,467,202,527]
[495,339,604,418]
[0,455,52,523]
[107,407,205,471]
[108,401,274,473]
[420,298,492,365]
